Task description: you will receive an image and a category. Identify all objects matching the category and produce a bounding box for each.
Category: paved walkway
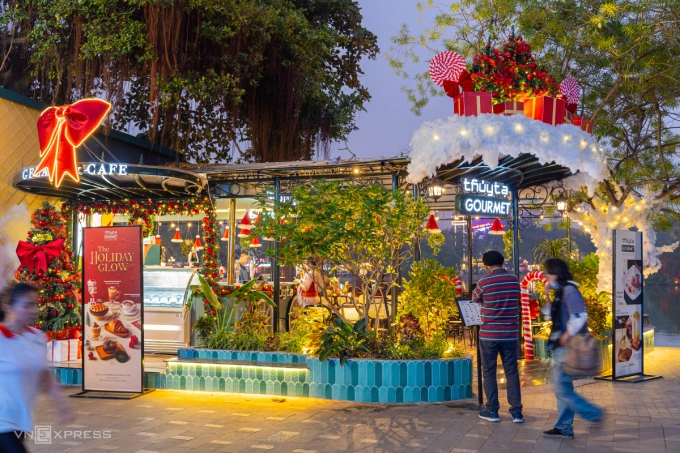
[28,347,680,453]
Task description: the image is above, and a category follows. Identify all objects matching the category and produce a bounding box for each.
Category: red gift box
[454,92,493,116]
[524,96,566,126]
[493,100,524,116]
[573,117,593,134]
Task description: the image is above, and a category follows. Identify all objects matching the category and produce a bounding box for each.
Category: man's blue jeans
[553,347,603,434]
[480,340,522,415]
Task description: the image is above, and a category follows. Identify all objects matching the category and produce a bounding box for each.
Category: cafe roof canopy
[12,154,575,204]
[12,163,205,201]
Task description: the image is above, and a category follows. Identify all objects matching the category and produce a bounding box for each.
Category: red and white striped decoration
[520,271,548,360]
[560,78,580,105]
[451,275,465,296]
[429,51,466,87]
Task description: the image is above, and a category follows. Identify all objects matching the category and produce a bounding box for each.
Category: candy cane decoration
[560,77,580,105]
[429,51,466,87]
[520,271,547,360]
[451,275,464,296]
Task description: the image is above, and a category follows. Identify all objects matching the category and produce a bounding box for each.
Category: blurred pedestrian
[0,283,72,453]
[542,258,603,439]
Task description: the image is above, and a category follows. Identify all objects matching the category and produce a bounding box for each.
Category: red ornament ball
[67,303,74,309]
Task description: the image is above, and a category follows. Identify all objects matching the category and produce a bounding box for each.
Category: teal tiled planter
[49,348,474,403]
[173,348,473,403]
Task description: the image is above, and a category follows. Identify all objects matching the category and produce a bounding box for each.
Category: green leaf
[198,274,221,310]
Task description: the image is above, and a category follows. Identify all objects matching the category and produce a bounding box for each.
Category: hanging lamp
[425,214,441,233]
[249,237,262,248]
[237,212,252,229]
[171,228,182,243]
[220,227,229,242]
[238,229,251,238]
[489,218,505,235]
[194,235,204,250]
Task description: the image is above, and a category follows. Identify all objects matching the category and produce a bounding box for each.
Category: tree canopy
[0,0,378,163]
[389,0,680,226]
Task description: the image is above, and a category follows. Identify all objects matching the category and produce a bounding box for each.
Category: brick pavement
[27,347,680,453]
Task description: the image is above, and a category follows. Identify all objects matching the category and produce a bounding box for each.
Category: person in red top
[0,283,72,453]
[472,251,523,423]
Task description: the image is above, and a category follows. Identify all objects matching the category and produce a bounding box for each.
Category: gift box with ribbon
[573,117,593,134]
[493,100,524,116]
[454,92,493,117]
[524,96,566,126]
[47,339,79,362]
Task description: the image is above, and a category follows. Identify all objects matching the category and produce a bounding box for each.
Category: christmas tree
[15,201,82,339]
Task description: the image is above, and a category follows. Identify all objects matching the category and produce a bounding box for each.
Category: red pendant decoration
[237,212,252,229]
[425,214,441,234]
[220,227,229,241]
[238,229,251,238]
[171,228,182,242]
[194,235,203,250]
[249,237,262,248]
[488,218,505,235]
[35,99,112,187]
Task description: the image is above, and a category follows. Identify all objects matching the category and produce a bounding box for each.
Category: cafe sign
[22,163,129,180]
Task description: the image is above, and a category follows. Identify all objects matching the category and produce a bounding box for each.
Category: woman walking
[542,258,603,439]
[0,283,71,453]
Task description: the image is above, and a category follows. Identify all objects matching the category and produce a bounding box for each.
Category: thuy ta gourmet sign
[457,178,511,217]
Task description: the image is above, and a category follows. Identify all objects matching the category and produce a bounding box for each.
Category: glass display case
[143,267,199,353]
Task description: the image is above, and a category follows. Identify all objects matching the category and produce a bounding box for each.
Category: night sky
[342,0,452,160]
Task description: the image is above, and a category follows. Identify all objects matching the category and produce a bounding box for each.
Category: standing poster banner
[597,230,660,383]
[76,225,145,396]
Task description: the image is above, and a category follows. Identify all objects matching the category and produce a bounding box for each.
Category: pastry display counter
[143,267,198,353]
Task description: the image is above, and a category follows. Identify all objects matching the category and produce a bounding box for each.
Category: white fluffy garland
[406,113,607,194]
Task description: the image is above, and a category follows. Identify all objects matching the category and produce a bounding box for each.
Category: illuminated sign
[463,178,509,197]
[457,195,511,217]
[22,163,128,180]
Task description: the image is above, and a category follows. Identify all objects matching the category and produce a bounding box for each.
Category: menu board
[456,299,482,326]
[82,226,143,393]
[612,230,643,379]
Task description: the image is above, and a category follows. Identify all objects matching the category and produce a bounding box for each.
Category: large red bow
[16,238,65,275]
[35,99,111,187]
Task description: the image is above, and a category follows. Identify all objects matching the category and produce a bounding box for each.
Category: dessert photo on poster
[614,305,643,375]
[623,259,643,305]
[84,280,140,366]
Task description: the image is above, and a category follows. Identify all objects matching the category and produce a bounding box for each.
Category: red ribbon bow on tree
[35,99,112,187]
[16,238,65,275]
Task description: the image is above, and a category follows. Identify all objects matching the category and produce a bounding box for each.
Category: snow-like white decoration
[406,113,608,195]
[566,192,679,292]
[407,113,677,291]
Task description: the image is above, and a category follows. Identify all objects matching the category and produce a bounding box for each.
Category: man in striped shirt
[472,250,523,423]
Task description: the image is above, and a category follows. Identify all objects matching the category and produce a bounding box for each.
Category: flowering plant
[470,31,561,103]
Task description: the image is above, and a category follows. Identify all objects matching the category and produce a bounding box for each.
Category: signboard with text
[612,230,643,379]
[82,226,143,393]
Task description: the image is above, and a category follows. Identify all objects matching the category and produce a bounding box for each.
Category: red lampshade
[238,229,251,238]
[220,227,229,242]
[425,214,441,234]
[171,228,182,243]
[249,237,262,248]
[237,212,252,229]
[489,218,505,235]
[194,235,204,250]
